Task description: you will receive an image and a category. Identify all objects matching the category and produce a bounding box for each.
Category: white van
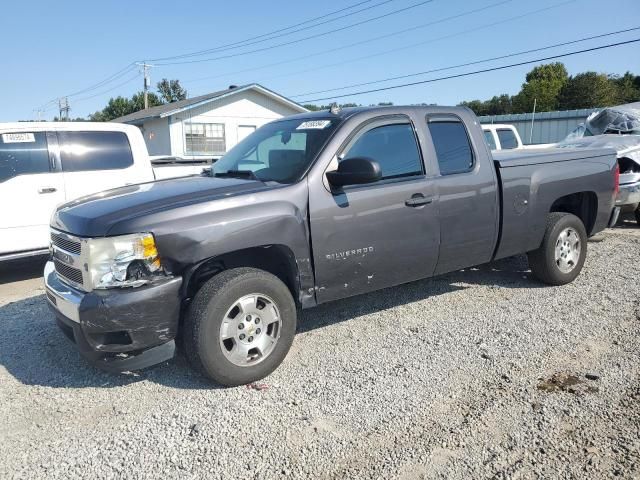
[0,122,158,260]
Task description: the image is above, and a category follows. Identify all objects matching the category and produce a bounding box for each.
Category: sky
[1,0,639,121]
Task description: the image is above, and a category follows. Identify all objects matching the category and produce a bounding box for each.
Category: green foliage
[611,72,640,104]
[89,79,183,122]
[558,72,618,110]
[302,102,370,111]
[512,62,568,112]
[460,63,640,116]
[157,78,188,103]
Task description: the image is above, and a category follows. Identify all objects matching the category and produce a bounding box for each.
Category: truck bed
[493,147,617,260]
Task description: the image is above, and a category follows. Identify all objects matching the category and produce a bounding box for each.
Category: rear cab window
[496,129,519,149]
[483,130,497,150]
[0,132,50,182]
[58,131,134,172]
[341,119,423,180]
[427,117,475,175]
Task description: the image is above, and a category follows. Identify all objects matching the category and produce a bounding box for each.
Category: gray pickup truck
[45,106,620,386]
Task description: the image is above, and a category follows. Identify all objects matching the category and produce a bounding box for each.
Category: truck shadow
[0,256,48,284]
[298,254,537,333]
[0,255,535,389]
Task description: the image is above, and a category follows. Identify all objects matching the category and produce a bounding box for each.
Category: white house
[112,84,308,159]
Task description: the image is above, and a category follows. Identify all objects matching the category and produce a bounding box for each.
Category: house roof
[111,83,307,124]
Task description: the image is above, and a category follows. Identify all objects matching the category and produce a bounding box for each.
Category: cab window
[497,129,519,149]
[427,119,474,175]
[58,131,134,172]
[0,132,50,183]
[483,130,497,150]
[342,123,422,180]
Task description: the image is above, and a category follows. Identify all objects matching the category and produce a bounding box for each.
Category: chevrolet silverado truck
[44,106,620,386]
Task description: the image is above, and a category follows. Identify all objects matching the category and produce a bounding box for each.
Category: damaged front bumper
[44,261,182,372]
[616,180,640,211]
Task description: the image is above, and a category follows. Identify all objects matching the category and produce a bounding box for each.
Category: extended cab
[44,106,620,386]
[0,123,206,261]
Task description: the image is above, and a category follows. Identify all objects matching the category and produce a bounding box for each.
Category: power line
[259,0,576,84]
[299,38,640,103]
[74,72,141,103]
[292,26,640,98]
[155,0,435,65]
[37,63,137,110]
[149,0,392,61]
[181,0,512,86]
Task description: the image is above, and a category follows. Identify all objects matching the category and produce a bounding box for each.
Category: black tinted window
[59,131,134,172]
[344,123,422,179]
[0,132,49,183]
[428,120,474,175]
[483,130,497,150]
[497,129,518,149]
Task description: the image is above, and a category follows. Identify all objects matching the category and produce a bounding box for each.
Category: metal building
[478,108,599,145]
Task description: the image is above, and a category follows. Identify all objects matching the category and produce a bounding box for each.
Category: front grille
[46,291,57,305]
[51,232,81,255]
[53,259,83,286]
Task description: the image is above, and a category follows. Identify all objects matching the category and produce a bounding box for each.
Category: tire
[527,212,587,286]
[183,267,297,386]
[635,207,640,226]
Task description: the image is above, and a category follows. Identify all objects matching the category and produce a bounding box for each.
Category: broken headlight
[88,233,162,289]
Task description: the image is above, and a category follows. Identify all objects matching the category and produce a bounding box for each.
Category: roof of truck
[0,122,140,133]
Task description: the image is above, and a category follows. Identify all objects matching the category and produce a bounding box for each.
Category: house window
[185,123,225,155]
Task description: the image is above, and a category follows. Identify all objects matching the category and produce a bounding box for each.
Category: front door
[309,116,440,303]
[0,131,65,254]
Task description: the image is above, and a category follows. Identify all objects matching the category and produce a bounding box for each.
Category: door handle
[405,194,432,207]
[38,187,57,194]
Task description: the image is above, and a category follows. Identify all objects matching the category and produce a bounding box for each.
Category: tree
[157,78,187,103]
[458,99,490,116]
[512,62,568,113]
[558,72,619,109]
[611,72,640,104]
[89,92,163,122]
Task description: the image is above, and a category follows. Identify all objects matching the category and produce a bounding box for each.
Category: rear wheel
[527,212,587,286]
[635,207,640,225]
[183,267,297,386]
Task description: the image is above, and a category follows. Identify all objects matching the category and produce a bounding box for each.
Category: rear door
[0,131,65,254]
[57,130,141,201]
[425,115,499,274]
[309,115,440,303]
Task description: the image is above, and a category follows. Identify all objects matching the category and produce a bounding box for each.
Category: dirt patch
[537,371,599,394]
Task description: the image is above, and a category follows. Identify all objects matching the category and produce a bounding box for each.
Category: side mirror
[326,157,382,187]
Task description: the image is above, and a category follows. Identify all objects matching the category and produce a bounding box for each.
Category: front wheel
[183,267,297,386]
[527,212,587,286]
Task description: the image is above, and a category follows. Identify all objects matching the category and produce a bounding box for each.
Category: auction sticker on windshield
[297,120,331,130]
[2,133,35,143]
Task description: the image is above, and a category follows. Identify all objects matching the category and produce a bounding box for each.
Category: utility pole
[58,97,70,121]
[528,98,537,145]
[136,62,154,109]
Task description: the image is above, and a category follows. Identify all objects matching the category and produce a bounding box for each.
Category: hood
[556,134,640,161]
[52,175,273,237]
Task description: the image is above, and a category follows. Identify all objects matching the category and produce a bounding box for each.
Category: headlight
[88,233,162,289]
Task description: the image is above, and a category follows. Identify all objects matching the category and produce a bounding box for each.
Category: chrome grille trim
[53,259,83,286]
[50,228,89,291]
[50,232,81,255]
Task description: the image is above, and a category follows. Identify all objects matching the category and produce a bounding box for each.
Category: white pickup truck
[482,124,555,150]
[0,122,206,261]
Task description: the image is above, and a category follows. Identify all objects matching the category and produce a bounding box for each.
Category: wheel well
[184,245,300,304]
[549,191,598,234]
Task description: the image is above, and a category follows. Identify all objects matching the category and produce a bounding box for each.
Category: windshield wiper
[213,170,260,180]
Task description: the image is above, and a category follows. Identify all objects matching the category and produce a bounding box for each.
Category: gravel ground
[0,218,638,479]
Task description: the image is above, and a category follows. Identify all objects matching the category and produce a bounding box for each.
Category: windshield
[212,118,340,183]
